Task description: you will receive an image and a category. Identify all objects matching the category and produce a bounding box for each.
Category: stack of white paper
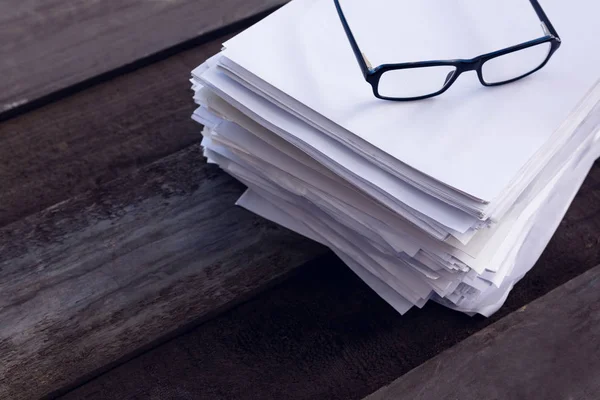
[190,0,600,316]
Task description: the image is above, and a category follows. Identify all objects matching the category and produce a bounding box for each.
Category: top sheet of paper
[223,0,600,201]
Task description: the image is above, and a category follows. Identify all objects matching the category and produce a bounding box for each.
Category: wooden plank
[0,0,285,118]
[0,34,231,229]
[54,162,600,400]
[0,144,326,400]
[365,264,600,400]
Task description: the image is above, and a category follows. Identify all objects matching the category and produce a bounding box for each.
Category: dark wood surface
[0,144,325,400]
[0,34,226,229]
[54,164,600,399]
[0,17,327,400]
[2,1,600,399]
[0,0,285,118]
[365,264,600,400]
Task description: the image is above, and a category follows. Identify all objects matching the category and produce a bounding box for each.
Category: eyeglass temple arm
[333,0,371,78]
[529,0,560,39]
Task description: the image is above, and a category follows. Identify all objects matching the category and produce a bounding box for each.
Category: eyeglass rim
[333,0,562,101]
[369,36,561,101]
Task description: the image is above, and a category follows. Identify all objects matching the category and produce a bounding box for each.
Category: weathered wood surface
[365,264,600,400]
[0,0,285,118]
[0,145,326,400]
[0,18,326,399]
[2,2,599,398]
[0,35,229,229]
[55,163,600,400]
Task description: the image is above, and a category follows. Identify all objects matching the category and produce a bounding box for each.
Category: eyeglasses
[334,0,562,101]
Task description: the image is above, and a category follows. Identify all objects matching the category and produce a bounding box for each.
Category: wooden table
[0,2,325,399]
[2,1,600,399]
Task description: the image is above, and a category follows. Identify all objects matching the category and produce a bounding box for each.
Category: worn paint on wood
[0,0,285,117]
[0,145,326,399]
[365,264,600,400]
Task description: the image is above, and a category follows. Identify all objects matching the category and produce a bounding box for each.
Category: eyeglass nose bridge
[455,57,485,73]
[450,57,489,86]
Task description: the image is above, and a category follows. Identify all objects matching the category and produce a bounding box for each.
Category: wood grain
[53,163,600,400]
[0,34,229,229]
[365,264,600,400]
[0,0,285,118]
[0,20,326,399]
[0,145,326,400]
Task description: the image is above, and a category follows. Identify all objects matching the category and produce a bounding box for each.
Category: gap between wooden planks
[0,0,287,119]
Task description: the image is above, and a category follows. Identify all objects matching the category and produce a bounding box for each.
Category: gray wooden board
[365,264,600,400]
[0,0,285,117]
[0,34,230,229]
[0,144,326,399]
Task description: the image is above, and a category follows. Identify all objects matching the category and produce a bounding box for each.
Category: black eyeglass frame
[333,0,562,101]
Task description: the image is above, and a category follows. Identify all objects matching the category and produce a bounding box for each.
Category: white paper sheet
[188,0,600,317]
[197,65,482,234]
[235,127,600,315]
[193,87,599,272]
[222,0,600,203]
[237,190,416,314]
